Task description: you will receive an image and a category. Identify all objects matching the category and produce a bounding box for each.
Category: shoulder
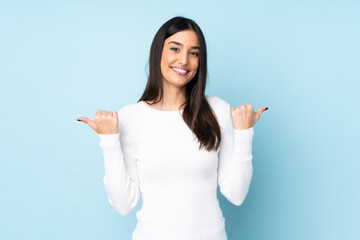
[206,95,230,110]
[114,102,143,141]
[205,95,231,129]
[116,101,143,126]
[118,102,139,116]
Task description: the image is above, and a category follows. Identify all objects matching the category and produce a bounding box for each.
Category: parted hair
[138,16,221,151]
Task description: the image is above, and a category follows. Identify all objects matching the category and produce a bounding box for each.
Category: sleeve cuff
[233,127,254,153]
[98,133,120,149]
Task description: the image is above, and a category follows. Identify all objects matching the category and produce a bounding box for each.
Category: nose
[178,51,188,65]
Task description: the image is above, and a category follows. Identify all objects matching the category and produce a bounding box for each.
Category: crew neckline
[139,100,184,114]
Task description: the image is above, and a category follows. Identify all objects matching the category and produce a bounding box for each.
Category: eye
[170,47,179,52]
[190,52,199,57]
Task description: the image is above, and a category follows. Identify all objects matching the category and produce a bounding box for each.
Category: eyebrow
[168,41,200,50]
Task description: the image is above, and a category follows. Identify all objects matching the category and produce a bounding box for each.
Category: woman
[77,16,268,240]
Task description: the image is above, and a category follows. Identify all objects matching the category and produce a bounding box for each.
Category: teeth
[172,67,187,73]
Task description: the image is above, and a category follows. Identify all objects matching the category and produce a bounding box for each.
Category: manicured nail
[77,119,81,121]
[265,107,269,111]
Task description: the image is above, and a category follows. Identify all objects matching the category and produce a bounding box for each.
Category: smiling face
[160,30,200,88]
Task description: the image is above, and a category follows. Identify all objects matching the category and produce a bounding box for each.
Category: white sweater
[98,95,254,240]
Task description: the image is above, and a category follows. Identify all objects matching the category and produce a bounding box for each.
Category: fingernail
[265,107,269,111]
[77,119,81,121]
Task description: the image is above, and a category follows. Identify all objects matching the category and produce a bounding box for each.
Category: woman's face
[160,30,200,88]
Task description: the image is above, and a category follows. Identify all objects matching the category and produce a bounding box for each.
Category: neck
[153,81,187,111]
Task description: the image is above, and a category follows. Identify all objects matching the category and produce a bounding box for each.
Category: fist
[230,103,268,130]
[77,110,119,134]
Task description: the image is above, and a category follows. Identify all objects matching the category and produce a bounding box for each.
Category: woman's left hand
[230,103,268,130]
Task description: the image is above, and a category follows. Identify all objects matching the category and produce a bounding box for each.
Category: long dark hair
[138,16,221,152]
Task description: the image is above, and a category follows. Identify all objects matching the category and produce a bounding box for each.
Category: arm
[217,104,254,206]
[98,114,140,216]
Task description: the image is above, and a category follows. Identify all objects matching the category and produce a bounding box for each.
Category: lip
[171,66,189,76]
[171,66,189,71]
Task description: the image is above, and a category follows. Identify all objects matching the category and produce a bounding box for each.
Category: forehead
[165,30,200,46]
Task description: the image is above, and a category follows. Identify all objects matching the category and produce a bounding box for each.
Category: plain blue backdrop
[1,0,359,239]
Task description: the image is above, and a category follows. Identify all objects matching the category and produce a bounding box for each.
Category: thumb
[77,117,96,130]
[255,106,268,121]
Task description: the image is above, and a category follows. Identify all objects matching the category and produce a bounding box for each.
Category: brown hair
[138,16,221,151]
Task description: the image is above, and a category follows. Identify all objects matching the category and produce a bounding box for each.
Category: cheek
[161,55,174,68]
[191,59,199,71]
[160,57,169,72]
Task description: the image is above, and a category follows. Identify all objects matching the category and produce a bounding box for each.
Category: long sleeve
[217,104,254,206]
[98,113,141,216]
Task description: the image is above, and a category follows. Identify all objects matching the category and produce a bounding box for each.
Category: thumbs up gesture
[230,103,268,130]
[77,110,119,134]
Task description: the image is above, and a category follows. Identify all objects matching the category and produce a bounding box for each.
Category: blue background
[1,0,359,239]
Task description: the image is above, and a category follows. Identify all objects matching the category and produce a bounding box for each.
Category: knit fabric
[98,95,254,240]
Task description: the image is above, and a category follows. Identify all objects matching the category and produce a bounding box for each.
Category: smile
[171,67,189,76]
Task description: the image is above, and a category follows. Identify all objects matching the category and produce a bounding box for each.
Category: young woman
[77,16,268,240]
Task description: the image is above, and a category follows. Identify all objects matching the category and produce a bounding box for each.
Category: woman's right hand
[77,110,119,134]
